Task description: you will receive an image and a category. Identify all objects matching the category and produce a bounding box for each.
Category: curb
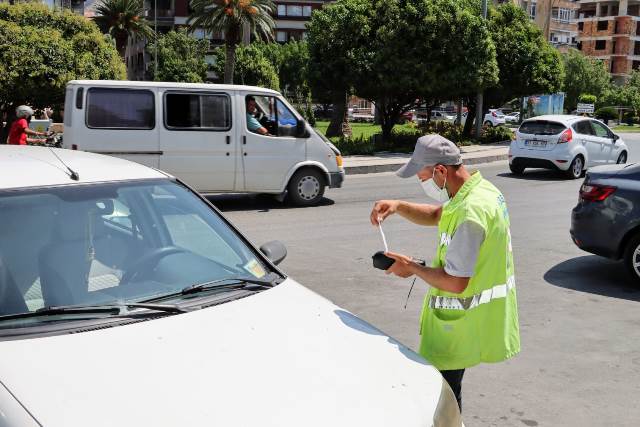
[344,152,509,175]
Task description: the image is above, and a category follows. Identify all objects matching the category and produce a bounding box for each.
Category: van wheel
[623,234,640,285]
[484,121,493,127]
[287,169,326,206]
[509,164,524,175]
[565,156,584,179]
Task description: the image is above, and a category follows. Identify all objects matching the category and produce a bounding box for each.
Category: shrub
[578,94,597,105]
[623,111,637,125]
[595,107,617,123]
[480,125,514,144]
[417,121,464,143]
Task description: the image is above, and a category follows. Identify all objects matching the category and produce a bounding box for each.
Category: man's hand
[384,251,416,278]
[370,200,400,225]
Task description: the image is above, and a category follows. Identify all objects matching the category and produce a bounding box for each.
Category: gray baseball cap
[396,134,462,178]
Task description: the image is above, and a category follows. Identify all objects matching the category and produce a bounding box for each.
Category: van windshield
[0,180,274,327]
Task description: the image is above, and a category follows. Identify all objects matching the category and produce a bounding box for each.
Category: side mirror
[259,240,287,265]
[296,120,309,138]
[612,133,620,142]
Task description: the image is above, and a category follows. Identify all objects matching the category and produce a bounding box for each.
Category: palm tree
[93,0,155,60]
[188,0,276,84]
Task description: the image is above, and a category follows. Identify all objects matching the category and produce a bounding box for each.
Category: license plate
[525,140,547,148]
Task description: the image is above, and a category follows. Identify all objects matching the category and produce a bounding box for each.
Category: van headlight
[432,378,463,427]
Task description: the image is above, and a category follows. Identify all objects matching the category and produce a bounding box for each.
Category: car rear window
[518,120,566,135]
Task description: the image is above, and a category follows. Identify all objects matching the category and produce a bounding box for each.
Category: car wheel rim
[573,158,582,176]
[298,176,320,200]
[633,245,640,278]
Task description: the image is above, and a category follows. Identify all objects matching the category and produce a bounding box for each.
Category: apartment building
[576,0,640,82]
[518,0,580,51]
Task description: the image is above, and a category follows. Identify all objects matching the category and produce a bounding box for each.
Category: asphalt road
[209,134,640,427]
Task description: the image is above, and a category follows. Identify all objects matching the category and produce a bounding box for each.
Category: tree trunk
[463,102,476,138]
[326,91,348,138]
[115,33,128,60]
[224,42,237,84]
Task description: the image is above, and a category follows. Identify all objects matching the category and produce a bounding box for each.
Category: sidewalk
[343,142,510,175]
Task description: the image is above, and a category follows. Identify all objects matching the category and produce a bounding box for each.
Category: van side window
[164,93,231,130]
[246,95,298,137]
[86,88,155,129]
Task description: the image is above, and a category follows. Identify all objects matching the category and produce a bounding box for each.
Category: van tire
[287,168,326,206]
[509,164,524,175]
[484,121,493,127]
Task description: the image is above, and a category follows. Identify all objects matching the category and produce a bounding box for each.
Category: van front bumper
[328,170,345,188]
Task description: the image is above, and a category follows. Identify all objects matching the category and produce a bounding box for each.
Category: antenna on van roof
[48,148,79,181]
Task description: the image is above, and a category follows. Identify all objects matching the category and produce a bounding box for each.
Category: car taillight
[579,183,616,202]
[492,111,497,117]
[558,128,572,143]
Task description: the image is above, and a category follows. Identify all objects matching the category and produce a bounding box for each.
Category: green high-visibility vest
[419,171,520,370]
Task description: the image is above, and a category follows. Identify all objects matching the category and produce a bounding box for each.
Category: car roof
[68,80,281,96]
[522,115,594,124]
[0,146,168,190]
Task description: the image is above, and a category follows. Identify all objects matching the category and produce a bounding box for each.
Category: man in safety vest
[370,134,520,411]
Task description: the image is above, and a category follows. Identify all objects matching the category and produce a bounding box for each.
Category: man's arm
[371,200,442,226]
[384,252,470,294]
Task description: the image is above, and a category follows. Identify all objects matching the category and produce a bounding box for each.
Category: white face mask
[420,175,449,203]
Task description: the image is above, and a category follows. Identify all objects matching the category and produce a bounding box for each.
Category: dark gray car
[571,163,640,283]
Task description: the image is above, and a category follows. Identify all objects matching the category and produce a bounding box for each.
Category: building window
[303,6,312,16]
[595,40,606,50]
[530,1,536,18]
[276,31,287,42]
[578,21,583,31]
[286,5,303,16]
[634,60,640,70]
[277,4,286,16]
[635,42,640,55]
[597,20,608,31]
[553,8,571,23]
[577,41,582,50]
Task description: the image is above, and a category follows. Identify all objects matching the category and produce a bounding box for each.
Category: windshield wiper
[181,275,279,295]
[0,302,186,322]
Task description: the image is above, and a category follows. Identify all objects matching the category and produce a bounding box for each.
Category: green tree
[354,0,498,141]
[481,3,563,132]
[188,0,276,84]
[148,29,209,82]
[210,45,279,89]
[307,0,371,137]
[93,0,154,59]
[562,49,610,111]
[0,3,125,140]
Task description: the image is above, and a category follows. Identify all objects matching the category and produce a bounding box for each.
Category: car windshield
[0,179,273,325]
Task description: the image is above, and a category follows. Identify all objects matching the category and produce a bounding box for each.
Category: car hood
[0,279,446,427]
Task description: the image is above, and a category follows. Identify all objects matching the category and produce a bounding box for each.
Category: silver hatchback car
[509,115,629,179]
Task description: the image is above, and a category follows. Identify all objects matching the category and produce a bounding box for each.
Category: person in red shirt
[7,105,47,145]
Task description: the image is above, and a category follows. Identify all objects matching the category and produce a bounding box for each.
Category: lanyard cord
[404,277,416,309]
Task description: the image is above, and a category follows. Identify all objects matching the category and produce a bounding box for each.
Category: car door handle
[226,135,230,145]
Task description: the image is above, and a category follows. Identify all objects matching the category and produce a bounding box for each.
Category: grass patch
[612,124,640,133]
[314,120,416,140]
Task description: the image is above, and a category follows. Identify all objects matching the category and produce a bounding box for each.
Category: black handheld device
[372,251,395,270]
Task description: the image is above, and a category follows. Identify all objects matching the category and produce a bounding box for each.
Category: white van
[62,80,344,206]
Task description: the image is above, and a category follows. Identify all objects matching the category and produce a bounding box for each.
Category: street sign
[577,103,594,113]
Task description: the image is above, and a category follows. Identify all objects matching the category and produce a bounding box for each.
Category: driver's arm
[247,114,270,136]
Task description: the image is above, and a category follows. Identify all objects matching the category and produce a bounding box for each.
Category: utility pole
[154,0,158,78]
[475,0,488,138]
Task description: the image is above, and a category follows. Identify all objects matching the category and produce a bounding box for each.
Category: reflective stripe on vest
[428,276,515,311]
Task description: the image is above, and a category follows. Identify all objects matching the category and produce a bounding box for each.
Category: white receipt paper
[377,218,389,252]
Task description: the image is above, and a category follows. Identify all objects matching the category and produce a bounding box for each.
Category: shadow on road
[205,193,335,213]
[497,170,573,182]
[544,255,640,301]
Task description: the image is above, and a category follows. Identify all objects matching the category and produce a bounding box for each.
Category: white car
[483,109,506,127]
[504,112,520,123]
[0,146,462,427]
[509,115,629,179]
